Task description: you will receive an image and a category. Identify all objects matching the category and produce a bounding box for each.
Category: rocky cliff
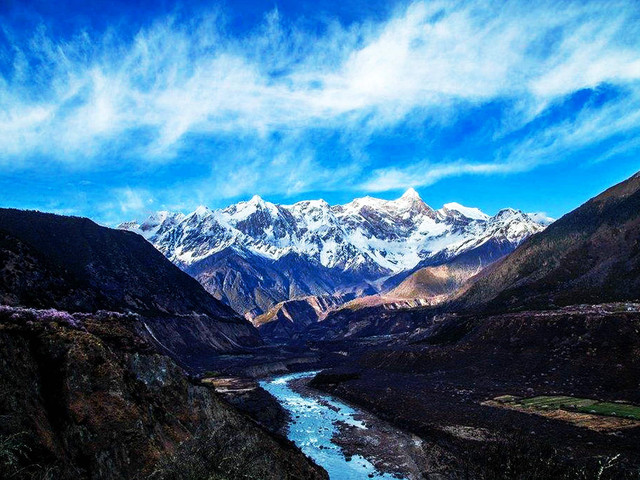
[0,306,326,479]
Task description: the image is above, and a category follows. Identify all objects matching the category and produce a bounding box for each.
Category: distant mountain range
[256,170,640,344]
[119,189,546,317]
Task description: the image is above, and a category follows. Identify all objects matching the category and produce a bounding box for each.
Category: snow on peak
[118,192,547,274]
[492,207,518,219]
[491,208,539,225]
[118,210,185,241]
[526,212,555,226]
[117,220,139,230]
[351,195,384,206]
[193,205,211,217]
[441,202,489,221]
[400,188,421,201]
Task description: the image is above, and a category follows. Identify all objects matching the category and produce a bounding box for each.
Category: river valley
[260,371,440,480]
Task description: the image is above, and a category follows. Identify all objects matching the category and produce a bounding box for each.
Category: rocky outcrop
[387,263,480,300]
[253,293,356,343]
[0,306,327,480]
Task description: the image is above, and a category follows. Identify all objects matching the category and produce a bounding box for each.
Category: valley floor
[220,304,640,479]
[304,304,640,479]
[264,371,459,480]
[311,367,640,478]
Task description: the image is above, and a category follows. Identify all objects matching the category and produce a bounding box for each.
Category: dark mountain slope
[0,230,93,309]
[187,247,374,318]
[0,208,237,317]
[0,209,261,363]
[454,171,640,311]
[0,307,327,480]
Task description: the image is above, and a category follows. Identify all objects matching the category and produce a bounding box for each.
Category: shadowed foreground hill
[0,307,326,480]
[0,208,261,365]
[0,209,326,479]
[454,171,640,312]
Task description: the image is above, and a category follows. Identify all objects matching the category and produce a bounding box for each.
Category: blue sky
[1,0,639,225]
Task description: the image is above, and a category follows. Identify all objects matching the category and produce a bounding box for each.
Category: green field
[495,395,640,420]
[575,402,640,420]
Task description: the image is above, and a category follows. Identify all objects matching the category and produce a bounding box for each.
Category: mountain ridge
[451,170,640,312]
[120,190,545,317]
[0,208,262,366]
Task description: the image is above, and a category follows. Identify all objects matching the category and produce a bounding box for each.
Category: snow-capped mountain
[119,189,546,317]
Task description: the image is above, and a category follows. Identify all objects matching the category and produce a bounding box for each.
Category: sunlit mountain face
[119,189,544,317]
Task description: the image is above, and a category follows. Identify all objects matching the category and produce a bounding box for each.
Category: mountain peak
[494,207,518,215]
[248,194,264,205]
[400,188,421,201]
[194,205,211,217]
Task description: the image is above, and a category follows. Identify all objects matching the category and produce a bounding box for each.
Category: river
[260,371,408,480]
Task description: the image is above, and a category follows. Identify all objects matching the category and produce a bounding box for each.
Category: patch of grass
[517,395,640,420]
[576,402,640,420]
[520,396,597,410]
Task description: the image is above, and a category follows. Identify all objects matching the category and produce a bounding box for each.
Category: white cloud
[359,159,510,192]
[1,0,639,195]
[115,187,154,213]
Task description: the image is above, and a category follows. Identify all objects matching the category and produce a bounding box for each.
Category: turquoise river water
[260,371,402,480]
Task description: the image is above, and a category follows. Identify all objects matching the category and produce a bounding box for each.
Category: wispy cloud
[1,0,639,205]
[359,159,512,192]
[94,187,155,225]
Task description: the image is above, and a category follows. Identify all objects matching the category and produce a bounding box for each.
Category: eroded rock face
[253,293,357,343]
[0,307,327,480]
